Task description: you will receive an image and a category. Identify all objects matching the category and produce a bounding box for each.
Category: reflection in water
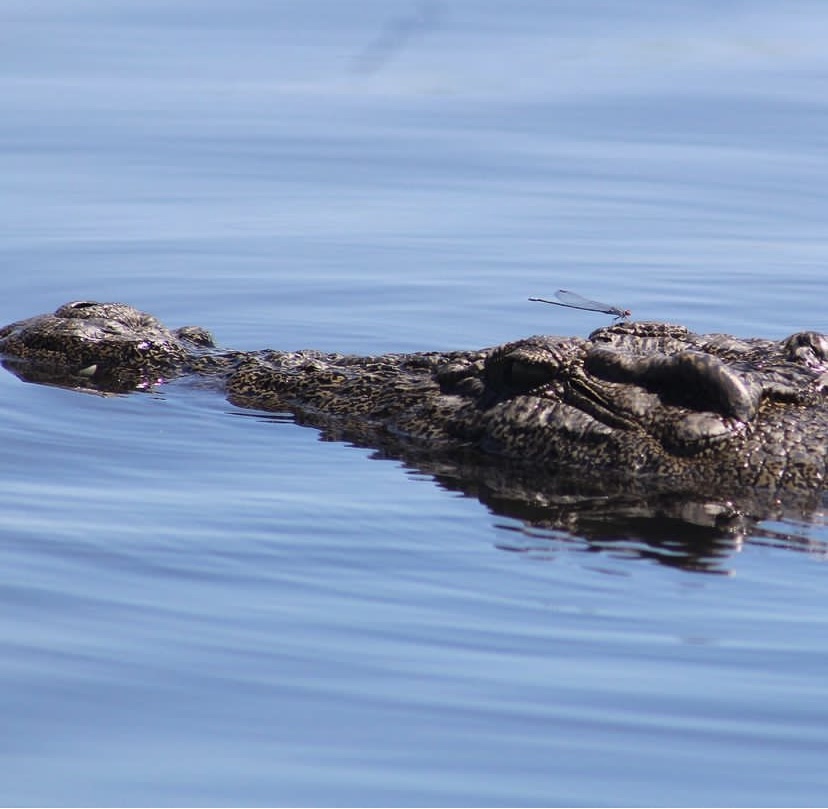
[230,410,828,574]
[494,513,743,576]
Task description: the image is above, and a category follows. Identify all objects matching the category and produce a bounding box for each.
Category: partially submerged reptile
[2,300,826,548]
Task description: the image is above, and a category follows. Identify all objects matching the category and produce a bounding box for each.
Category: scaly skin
[2,301,826,526]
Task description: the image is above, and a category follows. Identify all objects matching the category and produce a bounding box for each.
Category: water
[2,1,828,805]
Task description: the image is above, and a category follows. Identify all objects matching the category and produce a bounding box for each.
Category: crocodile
[1,300,826,552]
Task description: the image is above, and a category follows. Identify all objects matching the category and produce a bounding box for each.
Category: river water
[2,1,828,805]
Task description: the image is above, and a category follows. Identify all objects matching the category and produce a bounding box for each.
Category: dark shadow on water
[228,410,828,575]
[350,1,443,74]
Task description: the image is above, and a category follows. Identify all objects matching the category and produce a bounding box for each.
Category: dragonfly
[529,289,631,321]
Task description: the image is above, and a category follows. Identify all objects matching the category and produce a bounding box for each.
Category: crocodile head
[442,321,828,499]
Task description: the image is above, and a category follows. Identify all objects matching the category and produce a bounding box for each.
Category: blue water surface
[2,1,828,805]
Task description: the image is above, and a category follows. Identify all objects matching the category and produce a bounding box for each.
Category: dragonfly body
[529,289,631,320]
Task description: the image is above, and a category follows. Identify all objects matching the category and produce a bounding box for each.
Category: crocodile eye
[507,357,559,388]
[488,353,560,392]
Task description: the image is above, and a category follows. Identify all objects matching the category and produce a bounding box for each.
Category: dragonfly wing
[555,289,613,313]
